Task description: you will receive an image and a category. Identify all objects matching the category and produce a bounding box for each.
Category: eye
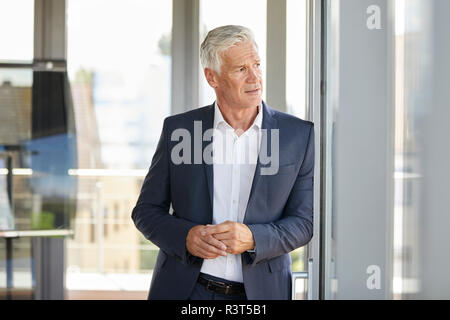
[255,63,261,68]
[239,67,246,72]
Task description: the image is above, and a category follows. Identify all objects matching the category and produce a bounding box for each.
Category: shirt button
[228,260,233,265]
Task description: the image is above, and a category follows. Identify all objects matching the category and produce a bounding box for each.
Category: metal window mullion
[32,0,68,300]
[172,0,200,115]
[266,0,287,112]
[34,0,66,61]
[309,0,323,301]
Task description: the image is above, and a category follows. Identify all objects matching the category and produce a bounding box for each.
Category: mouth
[244,88,261,94]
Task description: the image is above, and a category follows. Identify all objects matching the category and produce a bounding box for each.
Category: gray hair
[200,25,258,74]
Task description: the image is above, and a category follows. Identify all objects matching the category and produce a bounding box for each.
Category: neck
[216,99,260,134]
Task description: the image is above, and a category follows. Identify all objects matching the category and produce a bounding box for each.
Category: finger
[196,247,218,259]
[192,241,219,259]
[220,239,239,254]
[203,235,227,251]
[203,221,233,235]
[189,231,226,256]
[198,238,227,256]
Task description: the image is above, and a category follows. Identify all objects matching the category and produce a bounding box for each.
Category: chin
[250,98,262,107]
[241,97,262,108]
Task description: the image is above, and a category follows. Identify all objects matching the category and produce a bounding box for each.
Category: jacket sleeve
[245,123,314,265]
[131,118,198,264]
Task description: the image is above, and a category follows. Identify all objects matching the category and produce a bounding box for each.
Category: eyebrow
[232,60,261,68]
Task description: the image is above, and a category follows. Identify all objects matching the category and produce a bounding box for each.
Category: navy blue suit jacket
[131,101,314,300]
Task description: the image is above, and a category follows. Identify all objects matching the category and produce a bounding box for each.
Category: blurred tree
[158,33,171,57]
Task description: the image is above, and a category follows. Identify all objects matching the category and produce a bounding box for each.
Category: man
[131,25,314,300]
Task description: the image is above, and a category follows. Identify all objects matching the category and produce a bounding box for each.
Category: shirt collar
[213,101,263,131]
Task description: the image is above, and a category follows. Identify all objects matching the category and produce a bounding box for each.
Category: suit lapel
[202,103,215,213]
[243,101,278,223]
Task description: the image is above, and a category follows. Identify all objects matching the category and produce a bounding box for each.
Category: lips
[245,88,261,94]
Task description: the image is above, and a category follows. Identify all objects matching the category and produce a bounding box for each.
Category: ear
[204,68,219,88]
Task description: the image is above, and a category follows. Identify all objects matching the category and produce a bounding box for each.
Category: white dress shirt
[200,102,263,283]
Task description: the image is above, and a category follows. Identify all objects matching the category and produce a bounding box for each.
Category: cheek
[231,81,245,95]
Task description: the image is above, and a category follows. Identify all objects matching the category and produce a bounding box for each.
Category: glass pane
[290,246,307,272]
[0,238,33,300]
[286,0,309,272]
[323,0,449,299]
[199,0,267,106]
[0,68,33,231]
[393,0,440,299]
[286,0,308,119]
[293,277,308,300]
[66,0,172,298]
[0,68,33,146]
[0,0,34,62]
[392,0,427,299]
[1,68,76,232]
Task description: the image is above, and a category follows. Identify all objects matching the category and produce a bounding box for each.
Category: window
[66,0,172,298]
[286,0,308,119]
[321,0,449,299]
[0,0,34,62]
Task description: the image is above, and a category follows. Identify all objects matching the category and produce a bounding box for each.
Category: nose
[246,66,260,83]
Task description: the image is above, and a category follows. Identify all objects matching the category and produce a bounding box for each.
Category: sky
[0,0,34,62]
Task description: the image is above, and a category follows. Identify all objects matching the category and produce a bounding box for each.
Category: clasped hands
[186,220,255,259]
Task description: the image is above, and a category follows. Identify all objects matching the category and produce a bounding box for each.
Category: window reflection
[0,66,77,298]
[0,69,32,231]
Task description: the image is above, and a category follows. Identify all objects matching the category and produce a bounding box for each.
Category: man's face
[207,41,263,109]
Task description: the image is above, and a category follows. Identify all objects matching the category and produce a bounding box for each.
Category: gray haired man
[132,25,314,300]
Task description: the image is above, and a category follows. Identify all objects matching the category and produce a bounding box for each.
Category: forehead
[221,42,260,66]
